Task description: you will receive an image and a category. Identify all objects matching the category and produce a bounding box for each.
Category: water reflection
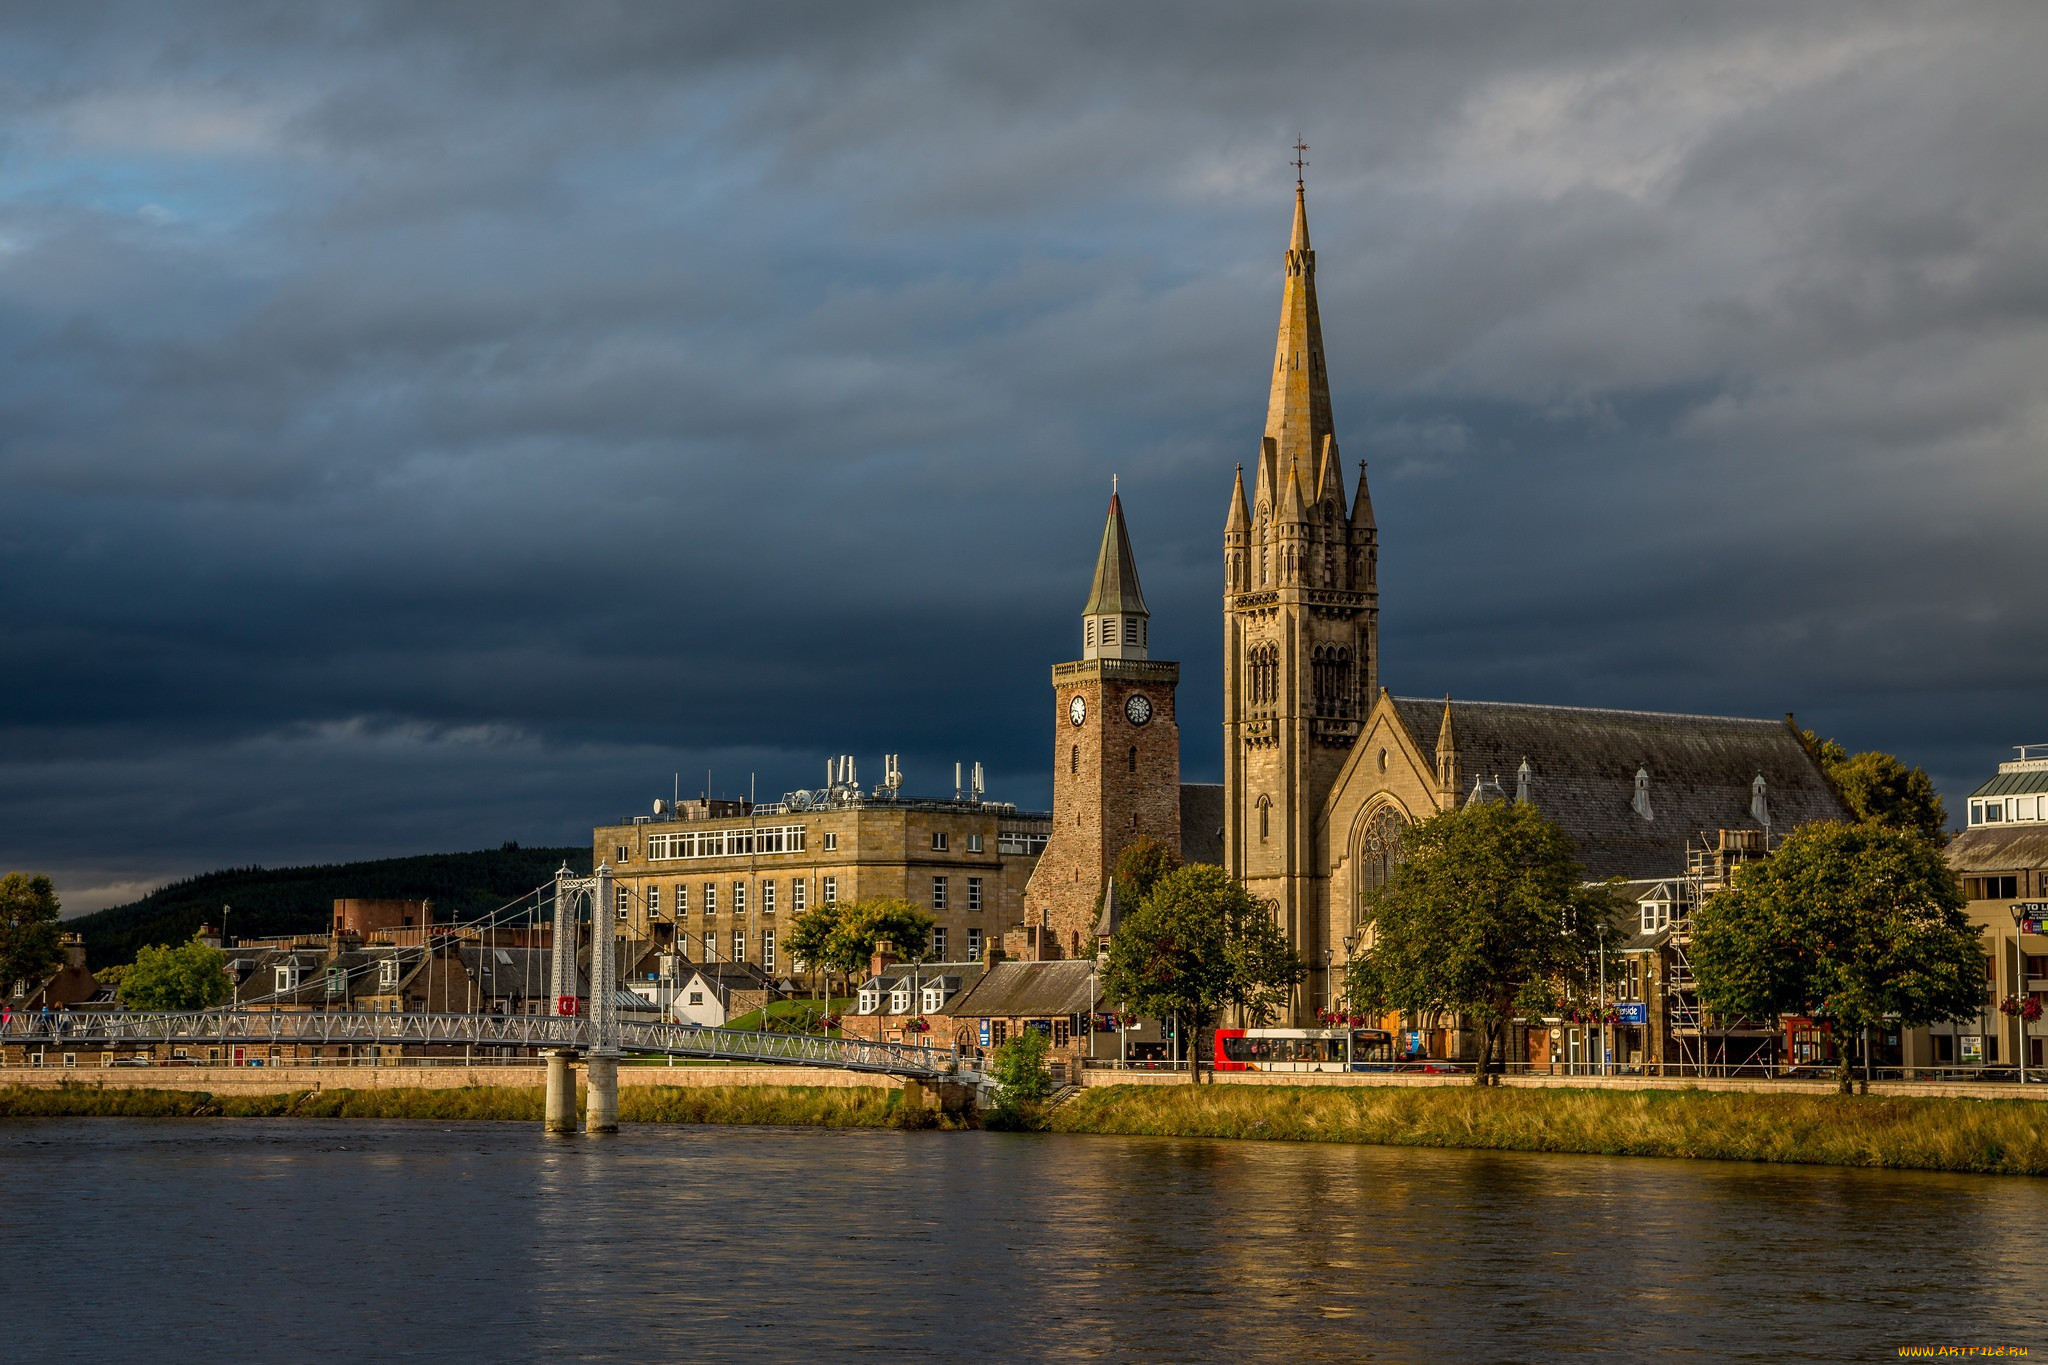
[5,1120,2042,1361]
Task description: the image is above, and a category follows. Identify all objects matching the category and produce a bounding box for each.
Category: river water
[3,1119,2042,1362]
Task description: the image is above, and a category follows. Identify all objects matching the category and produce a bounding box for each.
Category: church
[1021,182,1846,1024]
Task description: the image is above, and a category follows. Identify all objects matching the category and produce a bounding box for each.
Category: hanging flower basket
[1998,995,2044,1022]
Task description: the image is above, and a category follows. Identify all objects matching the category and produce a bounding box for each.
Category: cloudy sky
[4,2,2043,913]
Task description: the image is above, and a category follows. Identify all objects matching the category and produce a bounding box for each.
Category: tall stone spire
[1263,184,1335,499]
[1082,487,1149,661]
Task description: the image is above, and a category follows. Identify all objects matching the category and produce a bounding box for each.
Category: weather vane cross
[1292,137,1309,188]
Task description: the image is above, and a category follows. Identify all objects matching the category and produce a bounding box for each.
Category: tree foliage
[0,872,64,996]
[785,897,936,995]
[1344,802,1617,1084]
[118,936,232,1011]
[989,1029,1054,1104]
[1692,820,1981,1092]
[1099,835,1183,918]
[1800,731,1947,840]
[1103,864,1303,1082]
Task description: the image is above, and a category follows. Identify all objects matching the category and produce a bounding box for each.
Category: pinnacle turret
[1263,183,1335,505]
[1225,463,1250,534]
[1351,459,1375,530]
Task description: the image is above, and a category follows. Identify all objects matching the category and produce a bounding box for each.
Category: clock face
[1124,693,1153,726]
[1068,694,1087,727]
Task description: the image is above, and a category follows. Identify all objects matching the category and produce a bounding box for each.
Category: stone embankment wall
[1080,1069,2047,1102]
[0,1063,907,1097]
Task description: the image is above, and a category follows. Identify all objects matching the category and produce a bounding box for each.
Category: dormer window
[858,986,880,1013]
[923,984,945,1012]
[378,958,399,990]
[890,985,911,1014]
[275,964,299,992]
[1633,766,1654,821]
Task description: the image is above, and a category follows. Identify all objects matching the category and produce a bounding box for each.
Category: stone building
[594,788,1050,975]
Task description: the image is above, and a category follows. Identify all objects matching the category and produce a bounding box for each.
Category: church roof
[1387,697,1849,881]
[1082,492,1149,617]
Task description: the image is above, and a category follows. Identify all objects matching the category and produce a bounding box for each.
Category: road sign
[556,995,579,1016]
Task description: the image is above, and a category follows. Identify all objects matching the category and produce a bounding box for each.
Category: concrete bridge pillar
[585,1054,619,1134]
[545,1050,580,1134]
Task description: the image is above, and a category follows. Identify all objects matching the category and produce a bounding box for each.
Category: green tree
[989,1028,1053,1100]
[1103,864,1302,1083]
[785,903,842,997]
[828,896,935,980]
[1099,835,1183,919]
[0,872,64,996]
[118,936,232,1011]
[1344,802,1616,1085]
[1800,731,1948,840]
[1692,820,1981,1093]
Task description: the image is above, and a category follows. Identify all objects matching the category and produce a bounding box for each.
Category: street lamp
[1596,921,1609,1078]
[2012,903,2030,1086]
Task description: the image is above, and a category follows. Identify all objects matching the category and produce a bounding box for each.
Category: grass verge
[0,1083,952,1129]
[1051,1083,2048,1175]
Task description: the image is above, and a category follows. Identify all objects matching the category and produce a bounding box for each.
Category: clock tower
[1021,490,1182,960]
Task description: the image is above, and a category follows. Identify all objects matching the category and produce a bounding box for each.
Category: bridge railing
[0,1011,975,1081]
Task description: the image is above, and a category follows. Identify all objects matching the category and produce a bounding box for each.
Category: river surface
[3,1119,2043,1362]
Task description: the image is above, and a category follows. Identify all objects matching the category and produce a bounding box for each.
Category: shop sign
[1615,1002,1647,1025]
[978,1018,991,1048]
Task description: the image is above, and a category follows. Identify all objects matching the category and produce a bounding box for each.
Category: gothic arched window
[1358,806,1406,900]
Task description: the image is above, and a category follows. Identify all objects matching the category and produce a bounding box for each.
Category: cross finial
[1112,472,1118,494]
[1292,138,1309,188]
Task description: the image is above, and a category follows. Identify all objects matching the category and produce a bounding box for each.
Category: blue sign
[978,1018,991,1048]
[1615,1003,1648,1026]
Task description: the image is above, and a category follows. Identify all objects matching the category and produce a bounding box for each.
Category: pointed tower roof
[1279,460,1307,521]
[1082,489,1149,617]
[1436,696,1456,755]
[1263,184,1336,500]
[1351,459,1375,530]
[1315,434,1346,509]
[1225,463,1250,534]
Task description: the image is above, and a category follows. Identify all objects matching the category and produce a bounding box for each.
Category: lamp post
[1596,921,1609,1078]
[2012,904,2029,1086]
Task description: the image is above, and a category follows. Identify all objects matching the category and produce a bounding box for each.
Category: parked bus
[1213,1027,1396,1072]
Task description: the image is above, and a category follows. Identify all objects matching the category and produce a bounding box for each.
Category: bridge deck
[1,1011,979,1083]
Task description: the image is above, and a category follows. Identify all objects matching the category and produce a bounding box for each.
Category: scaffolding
[1664,828,1778,1076]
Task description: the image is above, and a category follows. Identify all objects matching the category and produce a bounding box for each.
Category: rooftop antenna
[1292,136,1309,189]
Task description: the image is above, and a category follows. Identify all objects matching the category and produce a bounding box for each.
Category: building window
[763,932,776,973]
[968,928,983,962]
[927,926,947,960]
[932,876,948,910]
[1259,799,1270,841]
[676,884,688,916]
[967,833,983,853]
[890,983,912,1013]
[791,878,805,912]
[859,985,880,1013]
[733,881,747,914]
[689,991,704,1007]
[1071,745,1079,774]
[924,983,945,1013]
[614,845,629,864]
[1086,619,1095,647]
[823,832,838,851]
[931,831,949,851]
[763,881,777,915]
[1124,618,1138,645]
[733,931,746,962]
[968,877,983,912]
[617,886,631,918]
[1128,745,1138,773]
[823,877,838,904]
[647,885,661,917]
[705,884,717,914]
[378,958,398,990]
[276,965,300,992]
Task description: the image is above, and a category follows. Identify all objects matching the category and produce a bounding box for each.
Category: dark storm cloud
[2,1,2043,910]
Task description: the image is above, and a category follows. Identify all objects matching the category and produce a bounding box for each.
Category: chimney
[870,945,899,979]
[60,933,85,969]
[196,924,222,950]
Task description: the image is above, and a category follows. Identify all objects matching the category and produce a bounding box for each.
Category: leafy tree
[0,872,64,996]
[989,1029,1053,1102]
[1800,731,1947,840]
[118,936,232,1011]
[1098,835,1183,919]
[1103,864,1302,1083]
[785,903,841,997]
[1692,820,1981,1093]
[1344,802,1617,1085]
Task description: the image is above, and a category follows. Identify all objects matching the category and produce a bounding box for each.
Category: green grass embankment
[1052,1083,2048,1176]
[0,1084,952,1129]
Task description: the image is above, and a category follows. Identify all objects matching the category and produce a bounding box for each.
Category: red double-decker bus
[1213,1027,1395,1072]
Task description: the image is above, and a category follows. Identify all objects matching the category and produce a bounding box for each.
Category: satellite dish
[652,799,666,815]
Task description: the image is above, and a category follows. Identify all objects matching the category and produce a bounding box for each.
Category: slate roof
[945,960,1096,1019]
[1081,493,1148,617]
[457,944,563,1002]
[1179,783,1226,866]
[1945,825,2048,874]
[1388,697,1848,882]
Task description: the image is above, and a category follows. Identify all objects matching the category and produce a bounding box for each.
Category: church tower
[1222,182,1378,1015]
[1022,490,1182,960]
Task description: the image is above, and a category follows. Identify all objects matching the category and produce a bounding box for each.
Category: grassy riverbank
[0,1084,953,1129]
[1052,1084,2048,1176]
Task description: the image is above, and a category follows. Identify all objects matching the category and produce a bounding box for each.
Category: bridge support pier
[585,1054,619,1134]
[545,1050,580,1134]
